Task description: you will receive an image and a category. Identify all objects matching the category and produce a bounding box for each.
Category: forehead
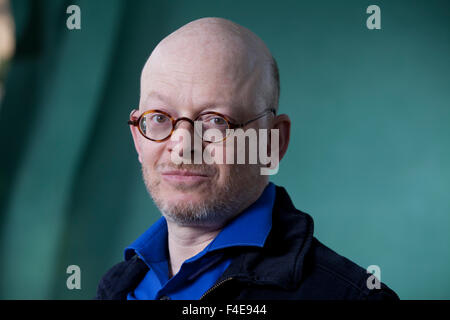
[139,43,264,117]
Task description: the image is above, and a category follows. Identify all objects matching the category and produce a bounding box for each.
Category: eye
[150,114,169,124]
[210,117,226,125]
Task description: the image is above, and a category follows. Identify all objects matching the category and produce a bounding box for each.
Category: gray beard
[142,164,263,227]
[156,190,241,227]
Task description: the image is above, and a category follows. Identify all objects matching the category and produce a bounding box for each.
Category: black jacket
[96,186,399,300]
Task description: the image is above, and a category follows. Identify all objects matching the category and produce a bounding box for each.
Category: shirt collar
[124,182,276,264]
[206,182,275,252]
[124,217,168,262]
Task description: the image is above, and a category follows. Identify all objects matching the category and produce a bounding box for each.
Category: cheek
[207,140,259,183]
[214,164,229,185]
[140,141,164,168]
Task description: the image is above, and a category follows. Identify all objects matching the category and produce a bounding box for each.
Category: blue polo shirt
[125,182,276,300]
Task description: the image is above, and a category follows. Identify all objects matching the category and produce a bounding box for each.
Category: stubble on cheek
[141,164,160,201]
[139,154,266,227]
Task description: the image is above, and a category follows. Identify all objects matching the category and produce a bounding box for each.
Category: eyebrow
[143,91,239,121]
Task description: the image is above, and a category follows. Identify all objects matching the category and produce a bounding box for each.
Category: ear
[129,111,143,164]
[271,113,291,162]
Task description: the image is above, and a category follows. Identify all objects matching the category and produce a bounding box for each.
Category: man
[96,17,399,300]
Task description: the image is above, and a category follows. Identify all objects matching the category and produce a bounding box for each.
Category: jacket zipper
[199,277,234,300]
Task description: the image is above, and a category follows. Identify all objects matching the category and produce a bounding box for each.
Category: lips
[160,169,211,184]
[161,170,209,177]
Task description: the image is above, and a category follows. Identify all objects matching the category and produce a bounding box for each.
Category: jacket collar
[97,185,314,299]
[216,185,314,290]
[124,183,276,265]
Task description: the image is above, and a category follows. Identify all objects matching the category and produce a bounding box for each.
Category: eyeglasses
[128,108,276,143]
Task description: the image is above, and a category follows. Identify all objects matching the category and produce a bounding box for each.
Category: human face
[130,35,270,227]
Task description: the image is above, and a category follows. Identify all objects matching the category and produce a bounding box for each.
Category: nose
[167,118,202,163]
[173,117,195,130]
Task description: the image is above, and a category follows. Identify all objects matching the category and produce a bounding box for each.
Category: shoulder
[96,255,149,300]
[272,185,399,300]
[303,237,399,300]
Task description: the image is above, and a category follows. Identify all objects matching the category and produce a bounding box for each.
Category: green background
[0,0,449,299]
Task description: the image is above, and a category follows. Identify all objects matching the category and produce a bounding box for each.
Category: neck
[165,180,270,277]
[166,221,223,277]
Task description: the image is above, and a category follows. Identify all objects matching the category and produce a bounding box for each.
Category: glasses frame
[128,108,276,142]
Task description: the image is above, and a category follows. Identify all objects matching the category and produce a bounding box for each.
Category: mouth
[160,170,211,183]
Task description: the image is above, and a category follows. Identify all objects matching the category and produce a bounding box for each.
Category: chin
[172,192,205,204]
[160,186,207,202]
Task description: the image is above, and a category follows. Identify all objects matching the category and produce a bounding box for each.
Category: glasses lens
[140,112,172,140]
[197,113,230,142]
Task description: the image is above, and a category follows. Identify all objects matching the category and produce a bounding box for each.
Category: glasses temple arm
[128,109,140,126]
[238,108,276,127]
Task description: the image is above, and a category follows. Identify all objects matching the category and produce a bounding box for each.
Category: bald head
[132,18,291,228]
[140,17,279,115]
